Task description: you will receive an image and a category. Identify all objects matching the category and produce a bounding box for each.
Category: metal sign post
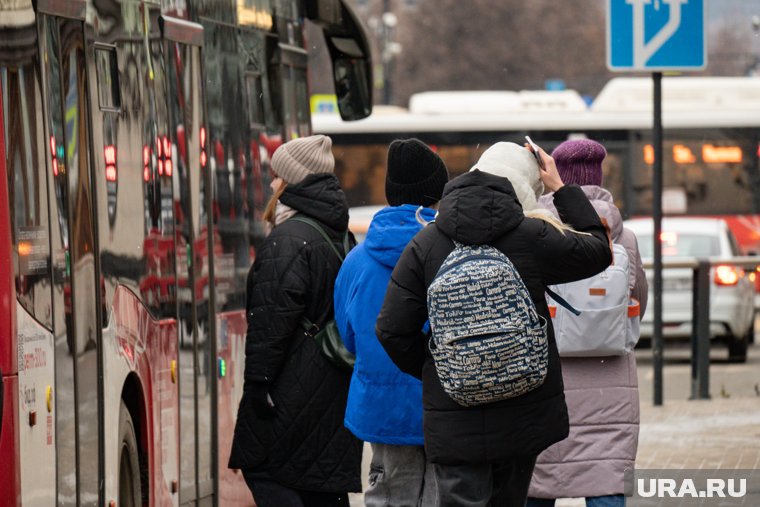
[652,72,664,406]
[607,0,706,405]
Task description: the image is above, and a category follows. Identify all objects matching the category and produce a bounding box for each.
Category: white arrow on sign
[627,0,688,68]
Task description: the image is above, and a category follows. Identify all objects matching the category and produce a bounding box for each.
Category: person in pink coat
[527,139,648,507]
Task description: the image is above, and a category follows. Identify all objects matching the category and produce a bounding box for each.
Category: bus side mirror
[331,46,372,121]
[310,0,373,121]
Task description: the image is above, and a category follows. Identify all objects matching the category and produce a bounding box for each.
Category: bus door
[161,16,216,506]
[1,2,56,504]
[38,2,103,505]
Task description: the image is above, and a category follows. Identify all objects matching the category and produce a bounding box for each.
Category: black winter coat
[376,170,612,465]
[229,173,362,493]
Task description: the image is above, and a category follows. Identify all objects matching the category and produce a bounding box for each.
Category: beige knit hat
[271,135,335,184]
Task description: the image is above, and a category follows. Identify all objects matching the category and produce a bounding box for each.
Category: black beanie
[385,138,449,207]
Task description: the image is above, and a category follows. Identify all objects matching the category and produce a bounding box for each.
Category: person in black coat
[376,144,612,507]
[229,135,362,507]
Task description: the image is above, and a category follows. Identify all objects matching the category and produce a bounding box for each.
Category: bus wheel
[119,401,142,507]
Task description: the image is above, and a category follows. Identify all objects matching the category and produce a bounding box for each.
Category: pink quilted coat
[530,185,648,498]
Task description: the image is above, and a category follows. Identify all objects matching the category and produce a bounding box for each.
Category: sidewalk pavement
[636,396,760,470]
[349,342,760,506]
[350,396,760,507]
[552,396,760,506]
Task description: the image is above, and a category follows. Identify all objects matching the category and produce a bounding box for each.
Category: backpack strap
[290,215,349,262]
[546,287,582,316]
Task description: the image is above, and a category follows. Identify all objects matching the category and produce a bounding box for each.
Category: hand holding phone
[525,136,564,192]
[525,136,546,170]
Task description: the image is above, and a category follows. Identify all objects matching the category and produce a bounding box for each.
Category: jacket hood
[364,205,436,268]
[470,142,544,212]
[279,173,349,231]
[539,185,623,240]
[436,170,525,245]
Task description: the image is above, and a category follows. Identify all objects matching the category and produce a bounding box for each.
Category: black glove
[246,382,275,420]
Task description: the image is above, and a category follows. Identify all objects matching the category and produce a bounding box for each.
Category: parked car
[625,217,754,362]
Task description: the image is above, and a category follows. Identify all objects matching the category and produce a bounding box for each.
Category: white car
[625,217,754,362]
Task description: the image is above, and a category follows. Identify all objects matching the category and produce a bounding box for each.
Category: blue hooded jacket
[334,204,435,445]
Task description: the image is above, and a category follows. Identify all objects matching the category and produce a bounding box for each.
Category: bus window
[60,18,100,507]
[39,15,77,505]
[142,37,176,319]
[280,63,310,139]
[245,71,265,130]
[3,49,52,329]
[632,136,759,215]
[274,0,305,48]
[95,45,120,112]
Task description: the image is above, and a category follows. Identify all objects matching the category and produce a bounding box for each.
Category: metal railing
[642,256,759,403]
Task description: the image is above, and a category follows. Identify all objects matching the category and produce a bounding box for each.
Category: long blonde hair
[263,179,288,226]
[524,209,585,236]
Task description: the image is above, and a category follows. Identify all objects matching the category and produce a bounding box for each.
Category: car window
[637,233,720,258]
[726,230,742,256]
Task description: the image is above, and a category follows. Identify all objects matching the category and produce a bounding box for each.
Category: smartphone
[525,136,546,170]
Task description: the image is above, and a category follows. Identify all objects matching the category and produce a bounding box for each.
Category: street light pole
[382,0,392,104]
[751,16,760,76]
[381,0,398,104]
[368,0,402,105]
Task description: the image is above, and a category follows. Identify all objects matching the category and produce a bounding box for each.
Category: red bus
[0,0,372,505]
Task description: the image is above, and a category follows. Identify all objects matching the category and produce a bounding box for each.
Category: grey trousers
[365,443,436,507]
[431,456,537,507]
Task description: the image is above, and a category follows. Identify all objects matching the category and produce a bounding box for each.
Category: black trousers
[242,471,350,507]
[430,455,538,507]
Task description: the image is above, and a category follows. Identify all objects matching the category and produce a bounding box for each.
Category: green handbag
[300,316,355,372]
[290,216,355,372]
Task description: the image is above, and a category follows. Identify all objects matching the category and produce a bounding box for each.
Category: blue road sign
[607,0,706,71]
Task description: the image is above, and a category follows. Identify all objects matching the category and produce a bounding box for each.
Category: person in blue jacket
[334,138,449,507]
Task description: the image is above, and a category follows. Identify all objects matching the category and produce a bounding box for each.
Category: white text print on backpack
[548,243,641,357]
[427,242,548,407]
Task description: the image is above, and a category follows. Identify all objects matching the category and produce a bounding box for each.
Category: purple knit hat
[551,139,606,186]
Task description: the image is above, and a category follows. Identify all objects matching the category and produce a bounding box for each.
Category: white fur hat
[470,142,544,211]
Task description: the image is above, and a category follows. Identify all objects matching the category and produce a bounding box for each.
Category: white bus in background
[316,76,760,252]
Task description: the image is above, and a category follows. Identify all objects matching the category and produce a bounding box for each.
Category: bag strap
[300,315,320,336]
[546,287,582,316]
[290,215,349,262]
[290,215,350,334]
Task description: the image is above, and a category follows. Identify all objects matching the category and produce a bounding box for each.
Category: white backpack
[547,243,640,357]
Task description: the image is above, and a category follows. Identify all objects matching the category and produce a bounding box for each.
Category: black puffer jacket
[229,173,362,493]
[376,170,612,465]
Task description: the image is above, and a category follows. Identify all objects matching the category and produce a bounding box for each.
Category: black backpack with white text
[427,242,548,407]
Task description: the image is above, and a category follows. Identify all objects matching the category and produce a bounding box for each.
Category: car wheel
[727,323,751,364]
[119,401,142,507]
